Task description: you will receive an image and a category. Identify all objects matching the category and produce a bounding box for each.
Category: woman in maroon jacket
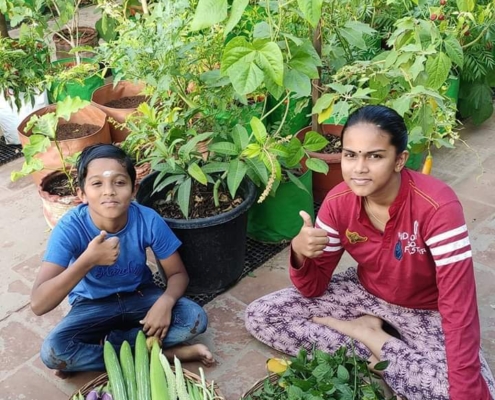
[245,105,494,400]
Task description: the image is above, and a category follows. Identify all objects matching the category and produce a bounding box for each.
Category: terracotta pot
[38,171,82,229]
[91,81,146,143]
[18,104,111,185]
[297,124,344,203]
[135,162,151,184]
[53,27,99,60]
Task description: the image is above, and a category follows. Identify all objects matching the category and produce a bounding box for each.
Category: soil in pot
[321,135,342,154]
[57,123,100,140]
[43,173,76,197]
[104,95,147,109]
[153,180,243,219]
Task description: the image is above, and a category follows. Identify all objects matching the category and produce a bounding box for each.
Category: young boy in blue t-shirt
[31,143,213,377]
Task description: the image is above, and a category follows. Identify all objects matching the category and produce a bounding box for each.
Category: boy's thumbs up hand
[292,211,329,259]
[86,230,120,266]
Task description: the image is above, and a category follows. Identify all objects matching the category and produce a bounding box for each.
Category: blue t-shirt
[43,202,181,305]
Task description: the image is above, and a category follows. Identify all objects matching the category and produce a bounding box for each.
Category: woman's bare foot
[312,314,384,342]
[312,314,393,360]
[164,343,215,366]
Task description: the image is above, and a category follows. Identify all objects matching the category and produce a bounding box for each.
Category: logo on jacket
[346,229,368,244]
[397,220,426,255]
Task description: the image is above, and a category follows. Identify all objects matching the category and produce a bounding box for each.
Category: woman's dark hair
[342,105,408,154]
[76,143,136,190]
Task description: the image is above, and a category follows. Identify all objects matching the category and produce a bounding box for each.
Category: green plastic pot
[49,58,104,103]
[247,170,314,243]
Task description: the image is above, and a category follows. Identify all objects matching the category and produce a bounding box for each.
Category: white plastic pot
[0,91,49,145]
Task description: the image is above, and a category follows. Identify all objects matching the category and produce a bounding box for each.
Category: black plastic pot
[137,172,257,295]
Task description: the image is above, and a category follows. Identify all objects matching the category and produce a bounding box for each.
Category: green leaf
[426,52,451,90]
[286,171,309,194]
[232,125,250,151]
[227,159,248,198]
[409,55,426,81]
[201,162,229,174]
[303,131,328,152]
[153,174,183,194]
[284,69,311,98]
[456,0,475,12]
[209,142,239,155]
[297,0,323,27]
[312,94,337,114]
[253,22,271,39]
[374,360,390,371]
[227,61,264,94]
[305,157,329,174]
[191,0,228,31]
[245,157,269,184]
[250,117,267,143]
[188,163,208,185]
[224,0,249,37]
[222,37,254,73]
[443,36,463,68]
[337,365,350,381]
[283,138,305,168]
[254,40,284,86]
[390,95,412,116]
[177,178,192,218]
[179,132,214,157]
[56,96,90,121]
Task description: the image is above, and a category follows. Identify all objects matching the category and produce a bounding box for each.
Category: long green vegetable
[135,331,151,400]
[120,341,138,400]
[103,341,128,400]
[150,341,169,400]
[159,352,177,400]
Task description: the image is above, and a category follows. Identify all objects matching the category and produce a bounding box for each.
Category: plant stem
[140,0,149,15]
[213,170,228,207]
[260,92,290,122]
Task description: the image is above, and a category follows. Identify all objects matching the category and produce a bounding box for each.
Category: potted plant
[13,95,111,189]
[0,33,50,145]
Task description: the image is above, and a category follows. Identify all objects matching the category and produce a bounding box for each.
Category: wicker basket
[241,373,279,399]
[70,369,224,399]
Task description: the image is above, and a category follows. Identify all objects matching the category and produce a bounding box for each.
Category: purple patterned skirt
[245,268,495,400]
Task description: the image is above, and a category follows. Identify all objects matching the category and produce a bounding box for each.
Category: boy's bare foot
[54,369,73,379]
[164,343,215,367]
[312,314,384,342]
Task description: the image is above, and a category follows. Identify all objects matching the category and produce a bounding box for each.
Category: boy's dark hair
[342,105,409,154]
[76,144,136,190]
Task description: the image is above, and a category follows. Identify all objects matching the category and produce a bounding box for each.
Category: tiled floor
[1,6,495,400]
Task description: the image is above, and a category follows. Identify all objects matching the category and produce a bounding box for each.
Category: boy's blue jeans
[40,283,208,372]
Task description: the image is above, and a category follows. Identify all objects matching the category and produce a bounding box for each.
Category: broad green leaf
[250,116,267,143]
[221,37,255,73]
[241,143,262,158]
[312,94,337,114]
[255,40,284,86]
[191,0,228,31]
[232,124,250,151]
[29,114,58,139]
[188,163,208,185]
[456,0,475,12]
[297,0,323,27]
[56,96,90,121]
[209,142,239,155]
[179,132,215,157]
[11,158,44,181]
[227,159,248,198]
[227,61,264,94]
[224,0,249,37]
[289,43,321,79]
[426,52,451,90]
[284,69,311,98]
[245,157,269,184]
[303,131,329,152]
[391,95,412,116]
[443,36,463,68]
[409,54,426,81]
[264,73,285,99]
[253,22,271,39]
[283,138,305,168]
[268,143,289,158]
[23,135,51,161]
[286,171,310,194]
[337,25,366,50]
[177,178,192,219]
[305,157,329,174]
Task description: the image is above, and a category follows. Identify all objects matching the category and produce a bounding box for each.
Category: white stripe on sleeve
[430,237,470,256]
[316,217,338,235]
[425,225,467,246]
[435,250,472,267]
[324,245,343,252]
